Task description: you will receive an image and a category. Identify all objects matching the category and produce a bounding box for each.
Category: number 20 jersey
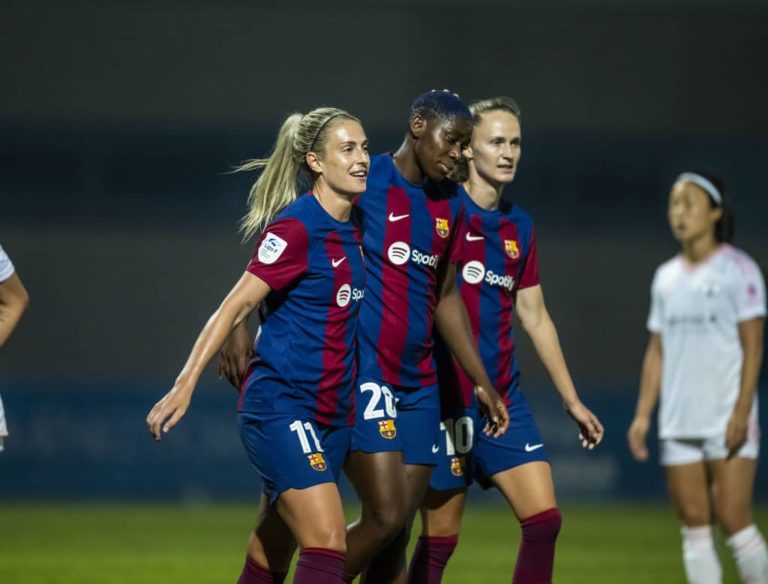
[356,154,464,389]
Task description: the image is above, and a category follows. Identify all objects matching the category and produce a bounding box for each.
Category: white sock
[727,524,768,584]
[681,525,722,584]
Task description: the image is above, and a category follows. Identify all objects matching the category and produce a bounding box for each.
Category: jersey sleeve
[646,269,663,333]
[733,256,767,322]
[447,203,466,264]
[0,245,15,283]
[518,228,540,289]
[246,218,310,291]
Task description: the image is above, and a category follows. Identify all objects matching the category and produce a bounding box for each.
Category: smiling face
[412,115,472,182]
[465,109,521,188]
[307,119,369,196]
[668,180,721,244]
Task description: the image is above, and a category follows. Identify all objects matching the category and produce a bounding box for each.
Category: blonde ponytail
[236,113,304,241]
[235,107,361,241]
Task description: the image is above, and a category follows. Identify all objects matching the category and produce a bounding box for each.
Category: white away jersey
[648,244,766,439]
[0,245,14,282]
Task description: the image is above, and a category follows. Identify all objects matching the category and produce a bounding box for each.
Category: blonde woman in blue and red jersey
[408,97,604,584]
[147,107,369,584]
[343,90,510,584]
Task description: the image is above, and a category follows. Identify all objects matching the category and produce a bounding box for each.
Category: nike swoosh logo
[331,257,346,268]
[388,212,409,222]
[466,233,484,241]
[431,444,439,454]
[525,443,544,452]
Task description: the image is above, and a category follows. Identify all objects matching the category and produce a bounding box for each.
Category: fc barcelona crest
[307,452,327,472]
[435,218,450,239]
[450,456,466,477]
[504,240,520,259]
[378,419,397,440]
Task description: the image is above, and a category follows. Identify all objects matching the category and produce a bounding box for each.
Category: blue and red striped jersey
[239,193,366,426]
[356,154,465,388]
[436,192,539,408]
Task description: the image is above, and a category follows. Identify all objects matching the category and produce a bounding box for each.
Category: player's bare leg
[666,462,722,584]
[709,457,768,583]
[276,483,348,583]
[419,488,466,536]
[238,493,297,583]
[408,488,466,583]
[344,451,409,579]
[491,461,560,583]
[362,463,433,584]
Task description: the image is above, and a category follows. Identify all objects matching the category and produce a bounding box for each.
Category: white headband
[676,172,722,205]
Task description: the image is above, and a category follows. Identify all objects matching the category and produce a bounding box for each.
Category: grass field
[0,502,764,583]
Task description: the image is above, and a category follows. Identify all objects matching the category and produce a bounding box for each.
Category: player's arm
[726,317,764,456]
[516,284,603,449]
[146,272,270,440]
[627,333,662,462]
[0,273,30,347]
[434,262,509,437]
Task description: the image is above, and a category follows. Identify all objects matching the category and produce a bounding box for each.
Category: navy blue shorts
[239,413,351,504]
[350,377,441,466]
[430,392,549,491]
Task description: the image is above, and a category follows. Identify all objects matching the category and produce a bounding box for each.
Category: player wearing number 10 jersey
[410,97,604,584]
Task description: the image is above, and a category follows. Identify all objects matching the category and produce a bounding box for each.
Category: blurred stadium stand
[1,0,766,500]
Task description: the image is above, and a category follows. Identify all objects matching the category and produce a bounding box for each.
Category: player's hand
[217,323,254,391]
[725,408,749,459]
[627,415,650,462]
[146,384,193,441]
[564,399,604,450]
[474,385,510,438]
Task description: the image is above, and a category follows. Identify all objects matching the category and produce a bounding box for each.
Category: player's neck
[681,233,720,264]
[465,177,503,210]
[392,139,426,185]
[312,183,353,222]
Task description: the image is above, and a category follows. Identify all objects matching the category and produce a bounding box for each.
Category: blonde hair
[451,97,522,183]
[235,107,359,241]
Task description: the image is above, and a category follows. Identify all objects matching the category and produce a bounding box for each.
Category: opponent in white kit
[628,172,768,584]
[0,243,30,451]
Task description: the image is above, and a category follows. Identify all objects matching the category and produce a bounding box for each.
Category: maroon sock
[237,555,274,584]
[512,508,562,584]
[294,548,346,584]
[407,535,459,584]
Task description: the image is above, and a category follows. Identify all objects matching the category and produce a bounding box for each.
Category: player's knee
[313,524,347,554]
[713,504,751,536]
[520,507,562,543]
[677,503,711,527]
[365,503,407,542]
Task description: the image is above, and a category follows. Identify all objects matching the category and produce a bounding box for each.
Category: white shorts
[660,430,760,466]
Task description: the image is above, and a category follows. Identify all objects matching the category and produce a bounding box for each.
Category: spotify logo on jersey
[387,242,411,266]
[462,261,486,284]
[336,284,352,307]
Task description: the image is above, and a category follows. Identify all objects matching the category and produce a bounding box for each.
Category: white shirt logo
[336,284,352,307]
[525,443,544,452]
[462,261,486,284]
[388,212,409,222]
[257,233,288,265]
[331,257,346,268]
[387,242,411,265]
[431,444,439,454]
[466,233,484,242]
